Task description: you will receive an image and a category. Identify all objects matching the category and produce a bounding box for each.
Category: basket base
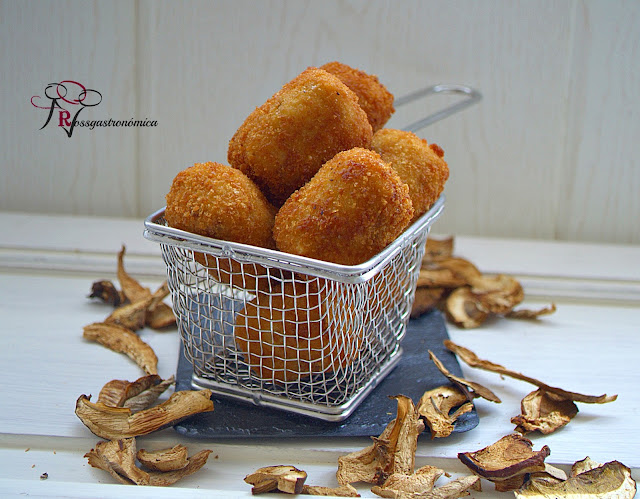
[172,309,479,439]
[190,348,403,422]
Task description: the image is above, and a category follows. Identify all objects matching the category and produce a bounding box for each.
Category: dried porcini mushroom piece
[75,389,214,440]
[527,463,568,486]
[469,273,524,314]
[412,237,556,326]
[85,437,149,485]
[85,437,212,486]
[444,287,489,329]
[83,322,158,375]
[428,350,501,403]
[511,388,579,435]
[417,385,474,438]
[444,340,618,405]
[423,475,481,499]
[458,434,550,491]
[114,246,176,330]
[370,464,444,498]
[244,465,307,494]
[136,444,189,472]
[423,236,454,261]
[337,395,424,486]
[117,245,151,303]
[302,483,360,496]
[571,456,602,476]
[89,280,125,307]
[515,459,637,498]
[105,284,170,331]
[97,375,175,412]
[507,303,557,320]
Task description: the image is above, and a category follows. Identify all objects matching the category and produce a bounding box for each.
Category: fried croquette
[321,61,395,132]
[165,162,277,290]
[273,148,414,265]
[228,68,373,207]
[165,161,276,248]
[234,282,360,382]
[371,128,449,221]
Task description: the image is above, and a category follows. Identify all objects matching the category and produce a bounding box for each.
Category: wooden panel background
[1,0,639,244]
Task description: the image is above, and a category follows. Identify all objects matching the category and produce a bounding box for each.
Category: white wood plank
[0,0,138,217]
[559,0,640,244]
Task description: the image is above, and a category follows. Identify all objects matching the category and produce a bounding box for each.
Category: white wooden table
[1,212,639,498]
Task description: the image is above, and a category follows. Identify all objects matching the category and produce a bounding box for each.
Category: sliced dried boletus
[337,395,424,486]
[511,388,579,435]
[301,483,360,496]
[97,375,175,412]
[244,465,307,494]
[136,444,189,472]
[89,280,125,307]
[515,458,636,498]
[458,434,550,491]
[417,385,474,439]
[75,389,214,440]
[370,464,445,497]
[83,322,158,375]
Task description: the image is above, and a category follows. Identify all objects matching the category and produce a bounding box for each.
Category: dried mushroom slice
[117,245,151,303]
[98,375,175,412]
[429,350,501,403]
[444,287,489,329]
[571,456,602,476]
[337,396,424,486]
[75,389,214,440]
[469,274,524,314]
[444,340,617,404]
[515,459,636,498]
[105,295,155,331]
[506,304,557,320]
[511,388,579,435]
[417,385,474,439]
[419,475,482,499]
[85,437,212,486]
[458,434,550,491]
[83,322,158,375]
[85,437,149,485]
[302,483,360,496]
[89,280,125,307]
[244,465,307,494]
[137,444,189,472]
[370,465,444,498]
[423,236,454,261]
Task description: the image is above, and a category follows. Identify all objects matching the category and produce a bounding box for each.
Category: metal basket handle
[395,84,481,133]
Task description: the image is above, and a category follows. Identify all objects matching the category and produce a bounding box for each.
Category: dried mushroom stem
[75,389,214,440]
[83,322,158,375]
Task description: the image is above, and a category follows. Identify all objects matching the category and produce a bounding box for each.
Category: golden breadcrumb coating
[371,128,449,221]
[227,67,373,207]
[321,61,395,132]
[165,161,276,249]
[273,147,414,265]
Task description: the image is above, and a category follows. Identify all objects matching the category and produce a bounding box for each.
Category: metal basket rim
[143,195,444,282]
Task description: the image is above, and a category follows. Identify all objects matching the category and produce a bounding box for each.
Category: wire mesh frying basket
[143,85,479,421]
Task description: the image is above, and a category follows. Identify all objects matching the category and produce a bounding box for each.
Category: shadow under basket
[143,196,444,421]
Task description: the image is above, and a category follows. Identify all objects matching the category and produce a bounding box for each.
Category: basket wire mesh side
[144,196,444,421]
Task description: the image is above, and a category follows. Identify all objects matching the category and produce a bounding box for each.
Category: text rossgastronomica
[74,118,158,130]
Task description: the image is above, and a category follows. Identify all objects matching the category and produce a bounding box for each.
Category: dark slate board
[174,309,478,438]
